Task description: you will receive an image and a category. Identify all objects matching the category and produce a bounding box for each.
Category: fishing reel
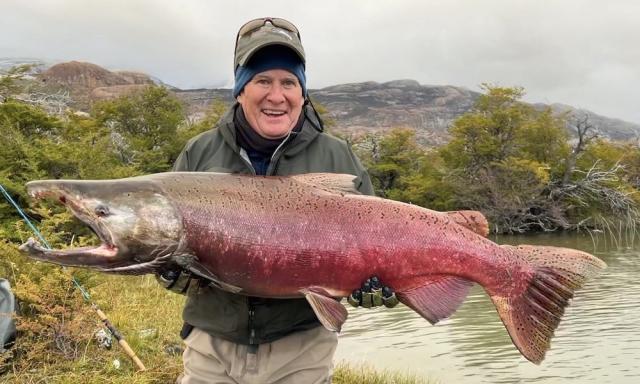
[347,276,399,308]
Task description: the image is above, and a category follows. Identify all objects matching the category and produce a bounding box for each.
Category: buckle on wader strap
[246,344,259,372]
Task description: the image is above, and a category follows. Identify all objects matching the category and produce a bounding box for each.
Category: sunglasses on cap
[233,17,305,70]
[236,17,300,40]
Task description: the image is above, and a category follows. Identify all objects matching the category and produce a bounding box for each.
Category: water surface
[335,233,639,383]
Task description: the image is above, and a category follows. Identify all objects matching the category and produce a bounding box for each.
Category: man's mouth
[262,109,287,117]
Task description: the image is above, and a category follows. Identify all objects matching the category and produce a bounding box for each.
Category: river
[334,233,639,383]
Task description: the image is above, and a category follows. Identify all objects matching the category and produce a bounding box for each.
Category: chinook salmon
[19,172,605,364]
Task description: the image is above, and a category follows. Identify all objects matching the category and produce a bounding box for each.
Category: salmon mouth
[18,185,120,267]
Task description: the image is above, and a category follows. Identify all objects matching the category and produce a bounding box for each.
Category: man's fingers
[347,289,362,307]
[350,277,398,308]
[360,292,374,308]
[382,286,399,308]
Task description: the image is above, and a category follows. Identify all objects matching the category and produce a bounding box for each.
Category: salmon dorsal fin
[301,287,348,332]
[397,275,474,324]
[290,173,361,195]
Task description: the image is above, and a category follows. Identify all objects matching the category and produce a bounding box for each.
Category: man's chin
[256,122,294,139]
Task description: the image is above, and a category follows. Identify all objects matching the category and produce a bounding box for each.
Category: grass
[2,272,433,384]
[333,362,436,384]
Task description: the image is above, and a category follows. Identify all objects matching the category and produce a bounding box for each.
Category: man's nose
[266,84,286,103]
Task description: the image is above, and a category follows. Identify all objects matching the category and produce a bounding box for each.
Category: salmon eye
[95,205,110,217]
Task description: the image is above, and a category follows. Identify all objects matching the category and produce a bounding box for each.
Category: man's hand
[347,276,399,308]
[156,265,192,294]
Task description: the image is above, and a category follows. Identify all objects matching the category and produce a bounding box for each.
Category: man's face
[237,69,304,139]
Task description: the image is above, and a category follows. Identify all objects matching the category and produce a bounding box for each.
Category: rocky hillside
[34,61,158,108]
[175,81,479,145]
[4,59,639,144]
[311,80,478,145]
[545,103,640,141]
[176,81,640,146]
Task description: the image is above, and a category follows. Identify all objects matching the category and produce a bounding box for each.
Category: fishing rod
[0,183,146,371]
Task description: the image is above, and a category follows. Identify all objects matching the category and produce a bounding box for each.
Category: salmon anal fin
[301,287,348,332]
[397,275,474,324]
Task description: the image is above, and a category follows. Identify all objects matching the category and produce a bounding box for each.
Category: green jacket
[173,102,373,345]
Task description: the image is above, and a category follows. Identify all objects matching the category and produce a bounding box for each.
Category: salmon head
[18,176,184,273]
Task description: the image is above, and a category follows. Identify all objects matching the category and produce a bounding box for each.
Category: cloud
[1,0,638,122]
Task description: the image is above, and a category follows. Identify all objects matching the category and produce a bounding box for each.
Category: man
[161,17,396,384]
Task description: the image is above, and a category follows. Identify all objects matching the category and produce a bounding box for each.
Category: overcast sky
[1,0,638,123]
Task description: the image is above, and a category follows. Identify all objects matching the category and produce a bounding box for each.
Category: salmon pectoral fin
[180,258,243,294]
[301,287,348,332]
[444,210,489,237]
[396,275,474,324]
[492,245,606,364]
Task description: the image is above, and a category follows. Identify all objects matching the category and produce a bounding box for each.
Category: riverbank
[1,271,433,383]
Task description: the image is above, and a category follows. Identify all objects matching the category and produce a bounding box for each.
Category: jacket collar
[218,102,323,157]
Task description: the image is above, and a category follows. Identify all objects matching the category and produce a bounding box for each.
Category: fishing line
[0,183,90,300]
[0,183,146,371]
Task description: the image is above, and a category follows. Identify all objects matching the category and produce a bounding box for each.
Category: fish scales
[18,171,606,364]
[156,173,529,298]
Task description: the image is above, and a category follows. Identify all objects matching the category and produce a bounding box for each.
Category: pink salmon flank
[18,172,606,364]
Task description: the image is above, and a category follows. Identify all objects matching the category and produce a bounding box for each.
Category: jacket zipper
[248,299,256,345]
[242,132,293,345]
[266,132,293,175]
[238,147,257,175]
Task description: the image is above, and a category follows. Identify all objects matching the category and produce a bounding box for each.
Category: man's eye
[283,80,297,88]
[256,79,270,85]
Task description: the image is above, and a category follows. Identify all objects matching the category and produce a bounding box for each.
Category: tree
[561,114,599,185]
[519,107,570,166]
[392,150,457,211]
[176,98,227,151]
[441,85,532,171]
[92,86,186,173]
[0,64,34,101]
[439,85,571,232]
[361,128,426,198]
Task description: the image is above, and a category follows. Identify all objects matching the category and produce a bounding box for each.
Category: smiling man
[162,17,393,384]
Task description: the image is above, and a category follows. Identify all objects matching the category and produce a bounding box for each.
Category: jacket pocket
[182,285,241,334]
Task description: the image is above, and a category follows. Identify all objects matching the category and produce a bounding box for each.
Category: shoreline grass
[2,272,435,383]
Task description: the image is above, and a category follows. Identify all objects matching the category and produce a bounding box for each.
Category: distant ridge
[4,58,639,144]
[176,81,640,145]
[39,61,143,88]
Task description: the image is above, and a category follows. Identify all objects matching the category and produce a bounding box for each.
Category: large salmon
[18,172,605,364]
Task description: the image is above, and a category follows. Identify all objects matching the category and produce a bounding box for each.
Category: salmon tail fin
[491,245,606,364]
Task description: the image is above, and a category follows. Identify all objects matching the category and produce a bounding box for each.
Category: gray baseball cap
[234,17,306,71]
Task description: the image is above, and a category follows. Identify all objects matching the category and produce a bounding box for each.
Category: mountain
[36,61,157,108]
[0,58,49,73]
[4,59,639,144]
[310,80,478,145]
[176,81,640,145]
[175,80,479,145]
[545,103,640,141]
